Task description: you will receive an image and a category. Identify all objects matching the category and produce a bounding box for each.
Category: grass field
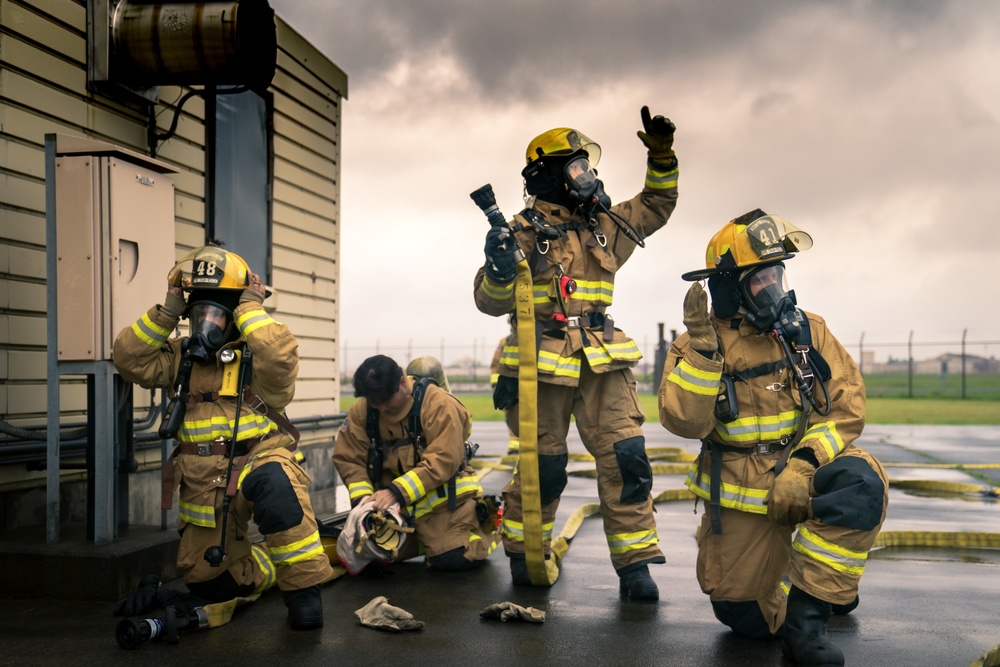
[340,392,1000,425]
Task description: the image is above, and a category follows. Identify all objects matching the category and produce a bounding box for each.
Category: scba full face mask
[563,156,610,210]
[739,263,800,338]
[186,300,236,364]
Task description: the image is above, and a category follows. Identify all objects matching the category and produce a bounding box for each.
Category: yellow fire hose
[513,257,560,586]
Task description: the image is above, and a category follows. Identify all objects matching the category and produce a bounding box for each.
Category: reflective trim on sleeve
[799,421,846,460]
[395,470,427,504]
[792,526,868,576]
[411,476,483,519]
[481,276,514,300]
[179,500,217,528]
[268,530,326,566]
[645,165,679,191]
[348,481,375,502]
[236,309,275,338]
[607,528,659,554]
[132,313,172,348]
[684,465,769,514]
[667,359,722,396]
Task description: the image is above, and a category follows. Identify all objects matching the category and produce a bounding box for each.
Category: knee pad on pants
[712,599,775,639]
[186,570,256,604]
[538,454,568,505]
[427,546,483,572]
[240,462,305,534]
[613,436,653,503]
[811,456,885,531]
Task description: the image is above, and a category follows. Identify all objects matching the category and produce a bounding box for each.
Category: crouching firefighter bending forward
[658,211,888,666]
[334,355,498,573]
[113,245,333,630]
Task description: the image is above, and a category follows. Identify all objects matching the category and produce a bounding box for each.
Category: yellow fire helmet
[681,209,813,281]
[168,245,252,292]
[524,127,601,169]
[405,356,450,393]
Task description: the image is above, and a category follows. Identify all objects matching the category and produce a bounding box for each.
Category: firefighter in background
[473,108,679,600]
[489,336,520,455]
[113,245,332,630]
[657,211,888,666]
[334,354,496,572]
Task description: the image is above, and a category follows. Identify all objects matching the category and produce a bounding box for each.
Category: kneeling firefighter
[113,245,333,630]
[657,211,888,665]
[472,108,680,599]
[333,354,498,572]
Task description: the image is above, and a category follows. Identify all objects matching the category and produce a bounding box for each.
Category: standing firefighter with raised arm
[113,245,333,631]
[472,108,680,600]
[658,211,888,666]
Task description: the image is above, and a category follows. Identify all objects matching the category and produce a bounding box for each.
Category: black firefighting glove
[493,375,519,410]
[113,574,160,617]
[484,224,518,284]
[683,283,718,356]
[636,106,677,169]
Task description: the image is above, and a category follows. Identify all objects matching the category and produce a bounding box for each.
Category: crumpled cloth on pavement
[355,596,425,632]
[479,601,546,623]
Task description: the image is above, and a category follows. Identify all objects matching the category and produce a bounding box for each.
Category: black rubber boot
[782,586,844,666]
[509,556,531,586]
[282,585,323,630]
[618,564,659,602]
[831,594,859,616]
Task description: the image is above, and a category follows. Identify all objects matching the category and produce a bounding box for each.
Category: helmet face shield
[739,263,796,332]
[564,156,598,200]
[525,128,601,168]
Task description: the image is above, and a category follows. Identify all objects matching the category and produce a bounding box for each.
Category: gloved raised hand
[354,596,425,631]
[480,601,546,623]
[113,574,160,617]
[636,106,676,167]
[239,271,266,305]
[683,283,718,354]
[484,224,518,284]
[766,456,816,526]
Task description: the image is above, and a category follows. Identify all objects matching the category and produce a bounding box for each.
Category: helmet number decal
[192,259,222,287]
[746,218,784,260]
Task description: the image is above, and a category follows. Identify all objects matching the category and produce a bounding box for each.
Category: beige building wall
[0,1,345,516]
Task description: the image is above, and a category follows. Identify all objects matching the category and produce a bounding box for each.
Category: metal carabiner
[538,238,550,255]
[593,230,607,248]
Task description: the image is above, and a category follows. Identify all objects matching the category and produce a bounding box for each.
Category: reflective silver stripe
[269,531,325,565]
[607,528,659,554]
[793,527,867,576]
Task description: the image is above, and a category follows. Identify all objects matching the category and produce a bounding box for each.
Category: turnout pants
[501,365,663,571]
[174,434,333,598]
[698,446,888,634]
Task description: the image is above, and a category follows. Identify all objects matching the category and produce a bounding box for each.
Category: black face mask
[564,156,611,212]
[739,264,800,338]
[185,302,234,365]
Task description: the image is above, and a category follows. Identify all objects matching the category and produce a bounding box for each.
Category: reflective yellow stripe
[490,372,500,384]
[793,526,868,576]
[348,481,374,501]
[269,530,325,565]
[713,410,800,444]
[411,476,483,519]
[501,517,555,543]
[503,344,583,378]
[396,470,427,504]
[131,313,172,348]
[251,544,277,592]
[607,528,659,554]
[667,359,721,396]
[179,500,216,527]
[684,466,769,513]
[586,340,642,368]
[532,280,614,305]
[236,309,276,338]
[482,276,514,300]
[645,164,679,190]
[800,421,846,460]
[178,413,278,442]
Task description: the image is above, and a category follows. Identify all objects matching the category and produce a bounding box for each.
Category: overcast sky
[269,0,999,367]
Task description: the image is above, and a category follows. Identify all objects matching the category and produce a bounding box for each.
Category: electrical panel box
[53,135,177,361]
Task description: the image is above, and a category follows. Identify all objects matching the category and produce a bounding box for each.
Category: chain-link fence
[341,329,1000,399]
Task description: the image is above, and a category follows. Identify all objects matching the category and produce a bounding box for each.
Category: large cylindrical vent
[111,0,276,90]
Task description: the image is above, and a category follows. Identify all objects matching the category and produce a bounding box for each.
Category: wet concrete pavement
[1,422,998,666]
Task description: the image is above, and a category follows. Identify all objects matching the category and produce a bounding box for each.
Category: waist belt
[545,311,615,342]
[700,439,791,535]
[176,438,258,458]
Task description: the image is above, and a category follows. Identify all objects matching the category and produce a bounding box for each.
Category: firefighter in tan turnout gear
[334,355,496,573]
[113,245,333,630]
[473,108,679,600]
[657,211,888,666]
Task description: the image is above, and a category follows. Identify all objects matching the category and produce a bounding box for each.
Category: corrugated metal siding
[0,2,344,430]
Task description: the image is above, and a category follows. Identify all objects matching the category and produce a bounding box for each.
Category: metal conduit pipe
[3,413,348,469]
